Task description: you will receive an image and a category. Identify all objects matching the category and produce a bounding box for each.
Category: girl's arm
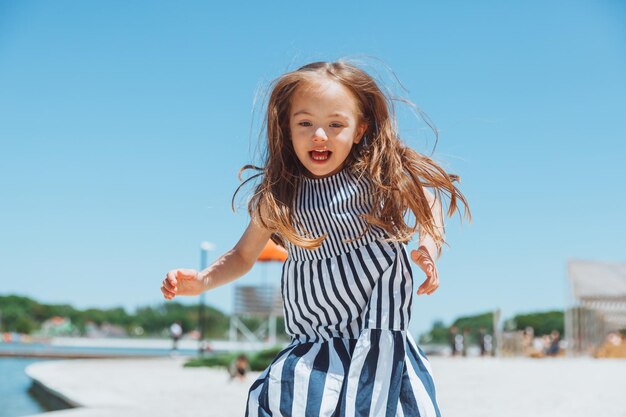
[161,220,272,299]
[418,188,445,261]
[411,188,445,296]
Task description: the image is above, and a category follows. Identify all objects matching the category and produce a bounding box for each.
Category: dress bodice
[286,168,388,261]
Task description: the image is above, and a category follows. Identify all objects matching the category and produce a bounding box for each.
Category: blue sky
[1,0,624,336]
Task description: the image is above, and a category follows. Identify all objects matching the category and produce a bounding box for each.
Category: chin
[308,166,340,178]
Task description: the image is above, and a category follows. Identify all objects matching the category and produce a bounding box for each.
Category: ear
[354,122,368,144]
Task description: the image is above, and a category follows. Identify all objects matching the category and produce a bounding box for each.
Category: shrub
[184,345,286,371]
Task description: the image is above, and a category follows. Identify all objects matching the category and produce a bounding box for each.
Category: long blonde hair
[233,60,471,257]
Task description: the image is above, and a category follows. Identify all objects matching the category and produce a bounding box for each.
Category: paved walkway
[24,356,626,417]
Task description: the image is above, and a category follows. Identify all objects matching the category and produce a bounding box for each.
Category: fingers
[161,269,200,300]
[411,248,439,296]
[417,280,439,295]
[161,286,175,300]
[161,270,179,300]
[417,268,439,296]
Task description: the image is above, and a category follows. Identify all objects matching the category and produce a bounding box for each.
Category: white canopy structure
[229,285,283,345]
[229,240,287,345]
[565,259,626,355]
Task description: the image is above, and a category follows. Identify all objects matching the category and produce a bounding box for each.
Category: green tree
[419,312,497,345]
[511,310,563,336]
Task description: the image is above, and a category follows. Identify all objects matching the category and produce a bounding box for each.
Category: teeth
[311,151,329,161]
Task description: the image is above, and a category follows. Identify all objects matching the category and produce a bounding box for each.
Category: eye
[330,123,344,128]
[298,121,312,127]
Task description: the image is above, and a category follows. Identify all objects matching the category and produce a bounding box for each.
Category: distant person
[169,321,183,351]
[479,326,493,356]
[449,325,459,357]
[454,328,465,357]
[594,331,626,358]
[545,330,561,356]
[522,326,534,356]
[199,339,213,354]
[461,327,470,357]
[160,61,471,416]
[229,354,251,382]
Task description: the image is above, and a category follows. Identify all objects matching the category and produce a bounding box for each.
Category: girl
[161,60,470,417]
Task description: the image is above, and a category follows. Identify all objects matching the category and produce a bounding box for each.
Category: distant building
[565,260,626,356]
[84,321,127,338]
[40,316,77,337]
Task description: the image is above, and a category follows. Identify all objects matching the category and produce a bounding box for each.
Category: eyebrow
[292,110,350,118]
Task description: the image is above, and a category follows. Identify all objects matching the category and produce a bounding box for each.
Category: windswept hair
[233,60,471,257]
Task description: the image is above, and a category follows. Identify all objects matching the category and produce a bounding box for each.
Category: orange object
[257,239,288,262]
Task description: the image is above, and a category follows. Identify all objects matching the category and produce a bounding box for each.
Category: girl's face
[289,78,367,179]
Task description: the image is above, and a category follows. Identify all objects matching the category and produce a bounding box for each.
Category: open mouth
[309,150,332,162]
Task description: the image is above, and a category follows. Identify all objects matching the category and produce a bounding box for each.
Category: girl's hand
[161,268,204,300]
[410,246,439,296]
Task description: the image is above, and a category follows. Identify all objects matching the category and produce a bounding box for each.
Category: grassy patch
[184,345,285,371]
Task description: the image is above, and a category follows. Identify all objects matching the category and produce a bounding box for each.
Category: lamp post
[198,241,215,355]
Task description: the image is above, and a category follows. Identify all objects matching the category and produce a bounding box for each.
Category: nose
[312,127,328,142]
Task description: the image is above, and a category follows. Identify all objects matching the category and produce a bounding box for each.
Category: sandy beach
[23,355,626,417]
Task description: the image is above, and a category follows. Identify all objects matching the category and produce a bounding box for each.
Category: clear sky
[1,0,624,337]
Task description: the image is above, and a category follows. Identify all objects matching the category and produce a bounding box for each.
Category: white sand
[24,356,626,417]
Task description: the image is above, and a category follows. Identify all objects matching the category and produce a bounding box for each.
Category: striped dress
[245,168,442,417]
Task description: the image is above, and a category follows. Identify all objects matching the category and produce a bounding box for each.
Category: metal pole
[493,307,501,357]
[198,241,214,356]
